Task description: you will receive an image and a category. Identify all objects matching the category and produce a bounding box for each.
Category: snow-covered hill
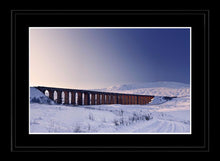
[95,81,190,97]
[102,81,189,91]
[30,87,55,104]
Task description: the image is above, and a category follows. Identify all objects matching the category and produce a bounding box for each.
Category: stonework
[36,86,155,105]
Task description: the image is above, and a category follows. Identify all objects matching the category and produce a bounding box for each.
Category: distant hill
[94,81,190,97]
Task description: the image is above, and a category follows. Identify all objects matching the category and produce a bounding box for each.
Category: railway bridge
[35,86,155,105]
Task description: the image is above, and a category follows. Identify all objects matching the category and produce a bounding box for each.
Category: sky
[29,27,190,89]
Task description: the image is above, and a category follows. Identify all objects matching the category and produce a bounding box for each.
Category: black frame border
[10,10,210,152]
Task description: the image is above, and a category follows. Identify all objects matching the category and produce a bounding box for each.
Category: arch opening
[75,92,78,105]
[54,91,57,103]
[105,95,107,104]
[82,93,85,105]
[100,95,102,104]
[69,92,71,104]
[61,91,65,104]
[45,90,49,97]
[95,94,97,105]
[89,93,92,105]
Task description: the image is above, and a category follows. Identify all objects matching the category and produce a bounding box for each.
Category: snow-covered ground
[29,81,191,134]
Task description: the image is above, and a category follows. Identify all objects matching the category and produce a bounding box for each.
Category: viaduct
[35,86,155,106]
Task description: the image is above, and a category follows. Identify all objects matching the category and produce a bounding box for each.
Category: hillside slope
[95,81,190,97]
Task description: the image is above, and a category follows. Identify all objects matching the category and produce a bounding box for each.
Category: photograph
[29,27,191,134]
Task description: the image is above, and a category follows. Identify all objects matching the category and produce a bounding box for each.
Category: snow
[30,87,55,104]
[29,81,191,134]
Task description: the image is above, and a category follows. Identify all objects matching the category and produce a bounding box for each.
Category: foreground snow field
[29,82,191,134]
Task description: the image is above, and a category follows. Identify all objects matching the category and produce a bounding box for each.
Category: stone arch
[111,95,114,104]
[96,94,100,105]
[61,91,65,104]
[114,95,117,104]
[102,94,105,104]
[77,92,82,105]
[89,93,92,105]
[75,92,78,105]
[55,91,62,104]
[95,94,97,105]
[54,91,57,103]
[71,91,75,105]
[45,90,49,97]
[69,91,71,104]
[100,94,102,104]
[91,93,95,105]
[108,95,111,104]
[117,95,120,104]
[82,93,85,105]
[84,92,89,105]
[105,95,107,104]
